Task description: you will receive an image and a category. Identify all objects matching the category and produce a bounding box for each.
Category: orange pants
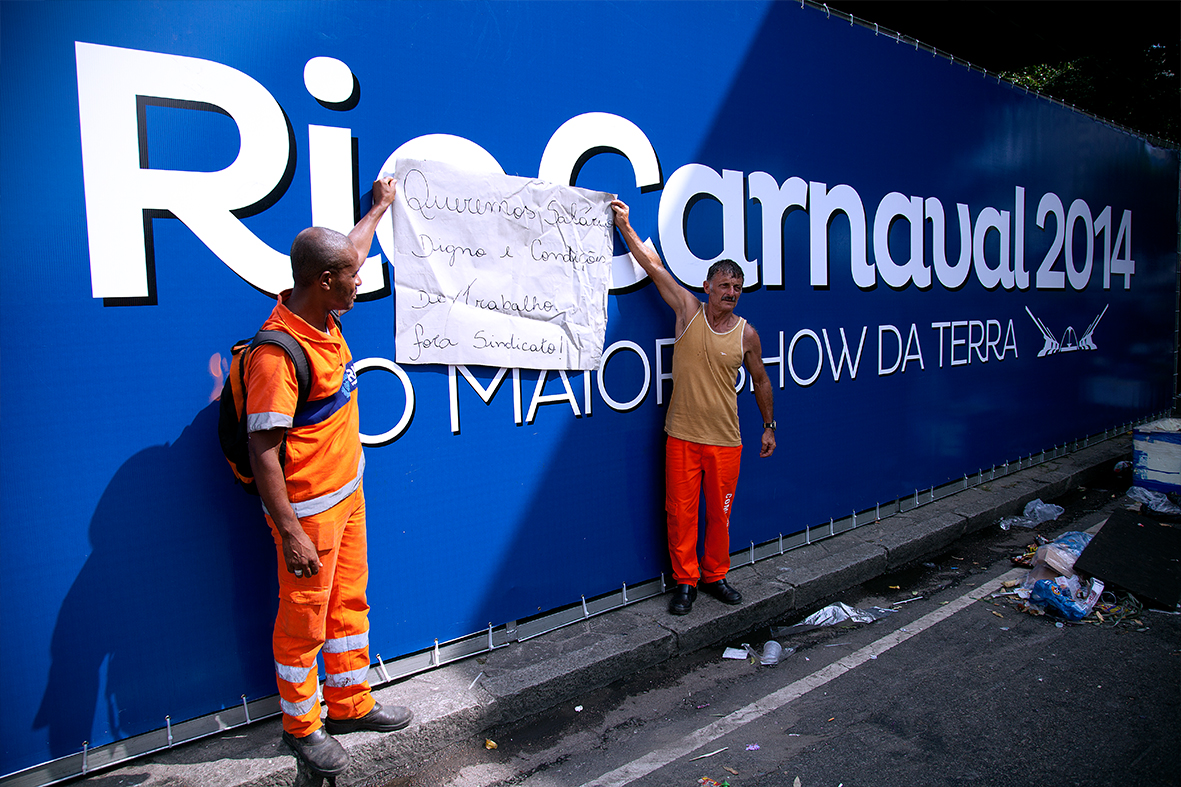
[665,436,742,586]
[268,485,375,736]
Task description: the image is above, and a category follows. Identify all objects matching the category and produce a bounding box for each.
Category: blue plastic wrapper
[1049,531,1092,559]
[1030,577,1091,620]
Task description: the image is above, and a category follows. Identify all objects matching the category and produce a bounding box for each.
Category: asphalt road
[386,476,1181,787]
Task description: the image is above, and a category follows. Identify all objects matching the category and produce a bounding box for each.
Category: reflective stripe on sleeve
[248,411,293,432]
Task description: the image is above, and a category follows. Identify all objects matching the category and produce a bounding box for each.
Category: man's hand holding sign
[391,159,616,370]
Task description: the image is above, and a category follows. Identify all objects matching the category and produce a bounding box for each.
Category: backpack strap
[250,329,313,414]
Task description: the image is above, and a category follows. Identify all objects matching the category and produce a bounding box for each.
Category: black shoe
[325,701,413,734]
[282,728,349,777]
[701,579,742,605]
[669,583,697,615]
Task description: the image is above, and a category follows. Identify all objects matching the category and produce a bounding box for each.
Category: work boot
[700,578,742,605]
[668,583,697,615]
[325,701,413,734]
[282,728,349,777]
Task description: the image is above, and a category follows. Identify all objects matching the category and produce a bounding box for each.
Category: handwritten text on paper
[392,159,615,370]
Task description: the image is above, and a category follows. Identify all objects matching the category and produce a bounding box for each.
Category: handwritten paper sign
[391,159,615,370]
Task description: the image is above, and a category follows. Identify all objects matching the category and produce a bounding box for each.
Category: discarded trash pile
[998,531,1106,621]
[997,500,1181,625]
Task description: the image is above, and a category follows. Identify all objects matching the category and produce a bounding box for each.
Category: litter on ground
[788,602,895,631]
[999,498,1064,530]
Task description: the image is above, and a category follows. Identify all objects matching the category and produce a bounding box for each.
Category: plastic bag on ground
[1025,499,1066,522]
[791,602,895,629]
[1126,485,1181,515]
[999,498,1065,530]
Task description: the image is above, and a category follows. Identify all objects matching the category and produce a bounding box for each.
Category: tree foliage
[1001,43,1179,145]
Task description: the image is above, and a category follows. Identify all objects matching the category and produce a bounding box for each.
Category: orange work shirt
[245,292,363,518]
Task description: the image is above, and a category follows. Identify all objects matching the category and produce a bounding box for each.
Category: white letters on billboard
[538,112,661,292]
[659,163,759,287]
[75,42,293,298]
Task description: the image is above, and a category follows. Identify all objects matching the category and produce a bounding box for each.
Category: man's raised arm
[348,176,398,264]
[612,199,699,331]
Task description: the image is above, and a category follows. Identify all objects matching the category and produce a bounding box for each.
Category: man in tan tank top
[612,200,776,615]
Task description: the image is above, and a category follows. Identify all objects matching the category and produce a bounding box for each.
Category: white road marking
[578,567,1026,787]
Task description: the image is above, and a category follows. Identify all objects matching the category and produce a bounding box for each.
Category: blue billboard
[2,0,1176,779]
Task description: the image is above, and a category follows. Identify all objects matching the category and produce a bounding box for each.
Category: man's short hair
[707,259,745,283]
[290,227,354,287]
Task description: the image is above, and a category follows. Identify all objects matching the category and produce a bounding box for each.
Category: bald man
[246,177,410,777]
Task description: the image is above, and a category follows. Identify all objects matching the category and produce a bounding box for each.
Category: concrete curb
[75,436,1131,787]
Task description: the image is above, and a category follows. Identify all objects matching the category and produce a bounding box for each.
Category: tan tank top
[665,304,745,447]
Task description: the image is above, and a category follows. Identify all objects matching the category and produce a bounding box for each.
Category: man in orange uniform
[246,176,411,777]
[612,200,776,616]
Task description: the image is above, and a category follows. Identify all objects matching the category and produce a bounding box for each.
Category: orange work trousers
[268,485,375,736]
[665,436,742,586]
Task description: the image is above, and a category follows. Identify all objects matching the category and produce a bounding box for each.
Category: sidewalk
[77,436,1131,787]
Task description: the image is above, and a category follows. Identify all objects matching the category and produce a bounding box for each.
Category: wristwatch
[764,421,776,431]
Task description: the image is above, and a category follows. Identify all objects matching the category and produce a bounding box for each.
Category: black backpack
[217,330,312,495]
